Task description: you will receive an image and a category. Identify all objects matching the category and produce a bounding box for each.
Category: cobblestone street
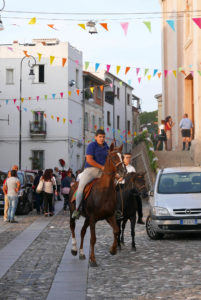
[1,201,201,299]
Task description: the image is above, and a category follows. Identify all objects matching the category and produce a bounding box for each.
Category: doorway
[184,74,194,139]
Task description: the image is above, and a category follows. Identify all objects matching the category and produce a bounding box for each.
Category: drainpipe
[125,84,127,152]
[113,78,116,144]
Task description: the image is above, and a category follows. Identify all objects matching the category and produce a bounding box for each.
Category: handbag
[61,187,70,195]
[36,179,44,194]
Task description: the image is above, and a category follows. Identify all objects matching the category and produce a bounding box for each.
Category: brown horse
[69,143,126,267]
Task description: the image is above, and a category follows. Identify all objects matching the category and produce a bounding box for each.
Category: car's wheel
[22,201,30,215]
[146,215,164,240]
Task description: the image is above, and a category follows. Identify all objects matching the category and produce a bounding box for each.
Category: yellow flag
[173,70,177,77]
[28,17,36,25]
[116,65,121,75]
[51,115,54,120]
[50,56,55,65]
[78,24,86,30]
[147,75,151,80]
[63,118,66,124]
[21,98,24,103]
[68,91,72,97]
[90,87,94,94]
[38,53,42,62]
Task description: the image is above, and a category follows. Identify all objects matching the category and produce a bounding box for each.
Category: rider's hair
[95,129,105,136]
[124,152,132,156]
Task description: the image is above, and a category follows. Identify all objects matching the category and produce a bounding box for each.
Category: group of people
[157,113,193,151]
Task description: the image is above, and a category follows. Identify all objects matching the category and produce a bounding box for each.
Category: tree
[139,110,158,126]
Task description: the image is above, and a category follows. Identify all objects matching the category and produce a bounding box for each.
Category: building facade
[160,0,201,162]
[0,39,83,172]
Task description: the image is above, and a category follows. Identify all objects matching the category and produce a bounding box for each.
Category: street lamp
[0,0,5,31]
[19,55,36,169]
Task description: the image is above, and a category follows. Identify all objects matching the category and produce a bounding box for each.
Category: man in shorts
[179,113,193,151]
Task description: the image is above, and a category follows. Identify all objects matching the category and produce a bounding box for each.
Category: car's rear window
[158,172,201,194]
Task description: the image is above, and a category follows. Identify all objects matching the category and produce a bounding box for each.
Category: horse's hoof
[132,246,136,252]
[89,260,98,267]
[110,248,117,255]
[79,254,86,260]
[71,249,78,256]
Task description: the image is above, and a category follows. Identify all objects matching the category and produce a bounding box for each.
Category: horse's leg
[106,215,119,255]
[120,219,127,244]
[89,221,98,267]
[116,219,122,249]
[130,216,137,251]
[70,203,78,256]
[79,218,89,260]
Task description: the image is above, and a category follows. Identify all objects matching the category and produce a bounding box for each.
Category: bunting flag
[21,98,24,103]
[143,21,151,33]
[106,64,111,72]
[136,68,140,76]
[144,69,149,76]
[172,70,177,77]
[23,51,30,57]
[44,95,48,100]
[125,66,130,75]
[13,99,16,104]
[28,97,31,100]
[107,128,109,132]
[78,24,86,30]
[90,87,94,94]
[158,72,162,78]
[63,118,66,124]
[181,70,187,76]
[178,67,183,72]
[147,75,151,80]
[76,89,80,96]
[128,80,132,85]
[60,92,63,99]
[16,106,20,111]
[47,24,57,30]
[5,100,8,105]
[190,71,194,77]
[120,22,129,36]
[28,17,36,25]
[85,61,90,70]
[138,78,141,84]
[192,18,201,29]
[8,47,13,52]
[57,117,60,122]
[153,69,158,76]
[50,56,55,65]
[100,85,104,92]
[164,70,168,78]
[52,93,56,99]
[51,115,54,120]
[37,96,39,101]
[62,58,67,67]
[100,23,108,31]
[116,65,121,75]
[95,63,100,72]
[37,53,42,62]
[166,20,175,31]
[68,91,72,96]
[119,81,123,86]
[75,60,79,66]
[69,120,72,124]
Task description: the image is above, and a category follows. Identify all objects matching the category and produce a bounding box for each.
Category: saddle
[71,178,99,203]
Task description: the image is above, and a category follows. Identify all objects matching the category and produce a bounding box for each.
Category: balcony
[30,121,46,138]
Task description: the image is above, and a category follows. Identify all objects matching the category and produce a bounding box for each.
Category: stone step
[155,151,195,168]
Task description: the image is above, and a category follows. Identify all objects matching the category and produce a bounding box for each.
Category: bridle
[103,151,126,176]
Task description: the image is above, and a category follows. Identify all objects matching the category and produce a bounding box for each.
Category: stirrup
[115,210,123,220]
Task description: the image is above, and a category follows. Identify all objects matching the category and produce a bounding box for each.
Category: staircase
[155,150,195,169]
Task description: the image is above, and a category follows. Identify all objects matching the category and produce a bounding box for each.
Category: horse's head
[107,143,126,177]
[130,172,148,198]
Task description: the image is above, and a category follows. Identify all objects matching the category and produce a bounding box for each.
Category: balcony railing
[30,121,46,137]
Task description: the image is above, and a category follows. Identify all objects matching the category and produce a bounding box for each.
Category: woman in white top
[156,120,167,151]
[40,169,56,216]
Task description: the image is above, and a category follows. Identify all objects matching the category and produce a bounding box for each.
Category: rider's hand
[101,166,104,171]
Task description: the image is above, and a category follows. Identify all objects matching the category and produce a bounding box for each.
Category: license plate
[180,219,197,225]
[0,201,4,205]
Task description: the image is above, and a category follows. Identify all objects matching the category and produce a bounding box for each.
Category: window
[33,65,45,83]
[92,115,96,132]
[34,111,44,125]
[97,86,101,98]
[84,112,89,130]
[76,69,79,88]
[127,94,130,105]
[99,117,102,129]
[117,115,120,130]
[127,120,131,132]
[117,87,120,99]
[32,150,44,169]
[6,69,14,84]
[107,111,111,126]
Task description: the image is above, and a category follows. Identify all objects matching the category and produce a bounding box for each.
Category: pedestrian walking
[165,116,174,151]
[61,170,72,211]
[33,170,43,214]
[156,120,167,151]
[41,169,57,217]
[4,170,21,223]
[2,171,11,222]
[179,113,193,151]
[54,167,62,201]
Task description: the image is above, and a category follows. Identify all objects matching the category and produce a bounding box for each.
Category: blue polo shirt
[85,141,109,168]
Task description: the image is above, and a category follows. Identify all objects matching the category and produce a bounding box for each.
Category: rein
[102,152,125,176]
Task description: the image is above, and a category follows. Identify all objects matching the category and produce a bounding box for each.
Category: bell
[89,26,98,34]
[29,68,35,80]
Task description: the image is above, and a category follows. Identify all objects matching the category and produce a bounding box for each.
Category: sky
[0,0,162,112]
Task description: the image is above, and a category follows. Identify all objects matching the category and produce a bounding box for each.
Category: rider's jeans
[75,167,102,210]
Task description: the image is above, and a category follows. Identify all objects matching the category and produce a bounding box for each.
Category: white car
[146,167,201,239]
